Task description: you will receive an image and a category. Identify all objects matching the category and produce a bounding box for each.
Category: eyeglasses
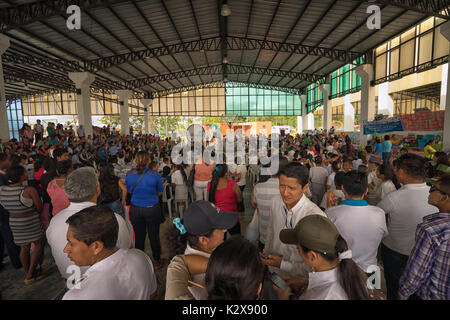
[429,185,449,196]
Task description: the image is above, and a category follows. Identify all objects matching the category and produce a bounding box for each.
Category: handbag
[245,209,260,242]
[126,169,149,206]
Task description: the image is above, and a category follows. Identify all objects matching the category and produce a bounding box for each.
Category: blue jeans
[0,210,22,269]
[105,200,125,219]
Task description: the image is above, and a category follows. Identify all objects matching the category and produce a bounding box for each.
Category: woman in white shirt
[171,164,189,218]
[274,215,370,300]
[375,164,397,204]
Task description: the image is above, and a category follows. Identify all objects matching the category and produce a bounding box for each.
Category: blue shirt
[109,145,120,156]
[374,143,383,155]
[383,140,392,153]
[125,168,163,207]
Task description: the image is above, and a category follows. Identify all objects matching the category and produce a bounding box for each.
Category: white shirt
[326,172,336,190]
[237,164,247,187]
[326,202,388,272]
[265,195,326,277]
[377,183,438,256]
[253,177,281,245]
[376,180,397,204]
[309,166,328,185]
[184,244,210,300]
[46,202,134,279]
[63,248,157,300]
[77,127,85,137]
[300,268,348,300]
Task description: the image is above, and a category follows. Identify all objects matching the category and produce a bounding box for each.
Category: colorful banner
[400,110,445,131]
[363,110,445,135]
[363,116,404,135]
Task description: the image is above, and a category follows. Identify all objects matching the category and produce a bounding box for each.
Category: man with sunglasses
[398,176,450,300]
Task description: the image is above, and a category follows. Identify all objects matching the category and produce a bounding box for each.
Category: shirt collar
[340,200,368,207]
[399,183,428,190]
[66,201,96,212]
[282,194,307,214]
[308,268,339,290]
[83,248,122,279]
[184,243,211,258]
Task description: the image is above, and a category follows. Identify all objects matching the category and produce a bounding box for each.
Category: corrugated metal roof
[0,0,442,99]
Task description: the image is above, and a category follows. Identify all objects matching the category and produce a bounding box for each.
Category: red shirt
[207,180,238,213]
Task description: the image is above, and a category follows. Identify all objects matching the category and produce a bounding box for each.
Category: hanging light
[222,56,229,64]
[221,4,231,16]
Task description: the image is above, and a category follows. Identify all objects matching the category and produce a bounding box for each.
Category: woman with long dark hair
[207,164,242,235]
[206,236,264,300]
[276,215,370,300]
[125,151,165,269]
[98,164,127,219]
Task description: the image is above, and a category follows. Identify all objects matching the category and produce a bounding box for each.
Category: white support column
[356,64,376,146]
[300,95,308,132]
[440,63,448,111]
[0,35,11,142]
[319,83,331,131]
[68,72,95,138]
[116,90,132,136]
[343,94,355,132]
[440,21,450,151]
[378,82,394,117]
[141,98,152,134]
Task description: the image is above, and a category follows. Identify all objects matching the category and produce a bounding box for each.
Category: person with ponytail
[207,164,242,235]
[275,215,370,300]
[125,151,165,269]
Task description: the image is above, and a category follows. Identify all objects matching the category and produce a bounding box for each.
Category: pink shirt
[194,159,215,182]
[208,180,238,213]
[47,178,70,216]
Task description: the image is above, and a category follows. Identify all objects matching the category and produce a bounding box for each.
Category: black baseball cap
[183,200,238,236]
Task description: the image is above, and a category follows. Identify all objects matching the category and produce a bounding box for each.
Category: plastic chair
[162,183,173,219]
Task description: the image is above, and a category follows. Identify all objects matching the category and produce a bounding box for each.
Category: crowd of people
[0,120,449,300]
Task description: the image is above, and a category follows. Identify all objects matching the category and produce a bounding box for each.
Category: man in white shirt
[377,154,437,300]
[46,167,133,282]
[326,171,388,273]
[76,125,85,138]
[62,205,156,300]
[34,119,44,143]
[262,162,326,280]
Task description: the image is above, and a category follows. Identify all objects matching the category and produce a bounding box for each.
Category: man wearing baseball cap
[165,200,237,300]
[275,215,370,300]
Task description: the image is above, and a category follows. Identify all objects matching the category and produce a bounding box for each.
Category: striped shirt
[253,177,281,245]
[398,211,450,300]
[0,185,33,214]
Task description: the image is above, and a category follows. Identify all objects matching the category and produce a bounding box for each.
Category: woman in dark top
[98,164,127,219]
[125,151,165,269]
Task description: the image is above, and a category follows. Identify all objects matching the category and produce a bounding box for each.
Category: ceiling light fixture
[221,4,231,17]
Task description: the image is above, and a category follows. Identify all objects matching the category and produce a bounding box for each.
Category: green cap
[279,215,340,255]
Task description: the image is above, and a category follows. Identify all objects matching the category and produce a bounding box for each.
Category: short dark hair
[279,162,309,187]
[53,148,68,160]
[378,164,393,181]
[6,165,25,185]
[334,171,346,189]
[397,154,426,179]
[65,205,118,249]
[206,236,264,300]
[342,170,368,197]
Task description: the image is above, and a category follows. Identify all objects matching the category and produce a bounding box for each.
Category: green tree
[100,115,121,128]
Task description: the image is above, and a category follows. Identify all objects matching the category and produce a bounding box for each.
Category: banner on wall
[400,110,445,131]
[362,116,404,135]
[363,110,445,135]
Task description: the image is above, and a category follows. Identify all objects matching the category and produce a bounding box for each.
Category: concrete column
[319,83,331,131]
[0,35,10,142]
[141,98,152,134]
[378,82,394,116]
[440,63,448,111]
[356,64,376,146]
[300,95,308,132]
[440,21,450,151]
[116,90,132,136]
[343,94,355,132]
[308,113,315,130]
[68,72,95,138]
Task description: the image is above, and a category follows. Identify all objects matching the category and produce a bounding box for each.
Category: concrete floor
[0,183,386,300]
